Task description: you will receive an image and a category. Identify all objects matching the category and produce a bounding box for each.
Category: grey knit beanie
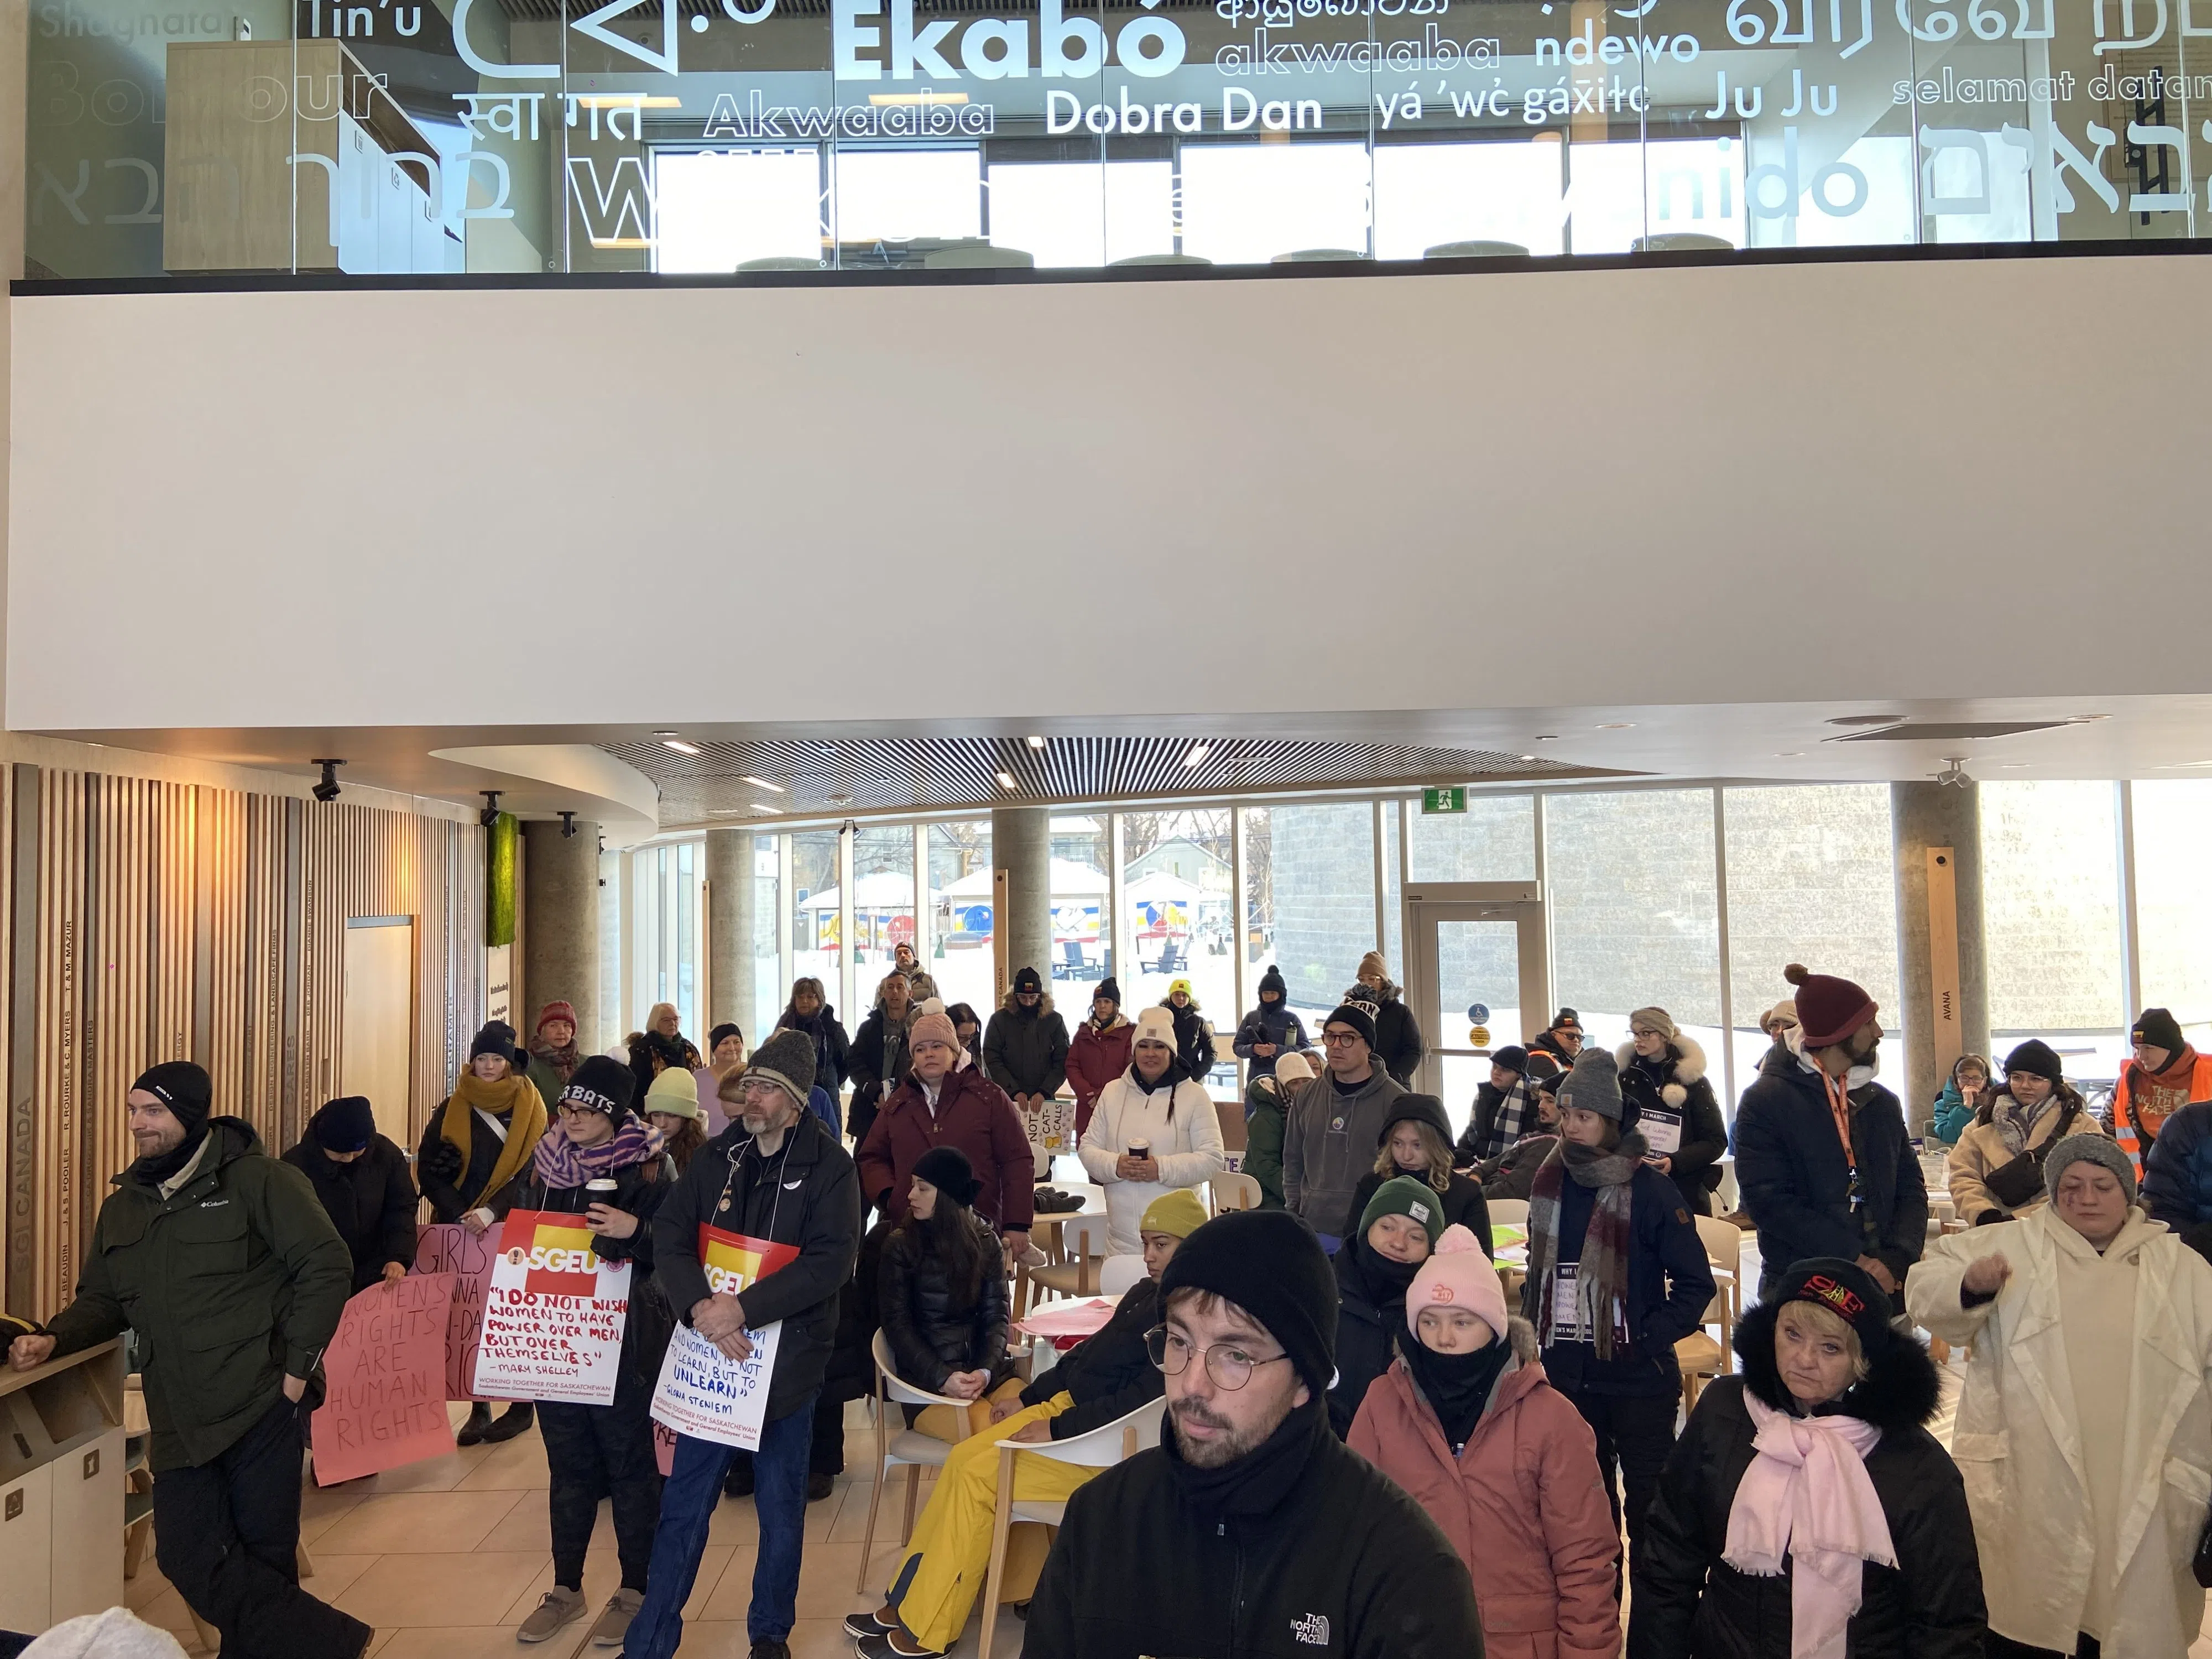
[747,1027,818,1110]
[2043,1131,2136,1204]
[1558,1046,1625,1123]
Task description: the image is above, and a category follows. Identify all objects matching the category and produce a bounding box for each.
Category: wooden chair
[975,1400,1163,1659]
[1677,1213,1743,1411]
[1098,1254,1147,1296]
[1026,1214,1110,1307]
[1207,1172,1262,1214]
[854,1330,980,1591]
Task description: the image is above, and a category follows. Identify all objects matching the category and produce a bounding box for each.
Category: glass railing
[24,0,2206,280]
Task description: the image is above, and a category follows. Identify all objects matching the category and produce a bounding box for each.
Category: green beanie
[1359,1175,1444,1247]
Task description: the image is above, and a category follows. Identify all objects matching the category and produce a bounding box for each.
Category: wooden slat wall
[8,770,477,1315]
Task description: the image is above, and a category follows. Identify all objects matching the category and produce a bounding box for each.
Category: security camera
[559,811,578,839]
[310,759,343,804]
[479,790,503,828]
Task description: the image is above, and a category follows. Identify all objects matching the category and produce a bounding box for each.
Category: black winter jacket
[820,1218,892,1406]
[651,1110,860,1423]
[1733,1048,1926,1299]
[1230,1003,1308,1080]
[1521,1153,1715,1398]
[983,997,1071,1099]
[1162,1000,1216,1081]
[282,1134,420,1293]
[878,1214,1011,1393]
[416,1101,535,1223]
[1619,1039,1730,1213]
[1023,1402,1484,1659]
[847,1009,913,1150]
[1327,1237,1420,1439]
[509,1149,676,1391]
[1369,987,1425,1088]
[1478,1132,1560,1202]
[1018,1276,1165,1441]
[1629,1301,1986,1659]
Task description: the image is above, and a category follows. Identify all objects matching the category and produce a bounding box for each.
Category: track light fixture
[559,810,578,838]
[310,759,343,804]
[479,790,503,828]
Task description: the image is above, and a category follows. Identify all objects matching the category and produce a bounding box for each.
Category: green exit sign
[1422,787,1467,815]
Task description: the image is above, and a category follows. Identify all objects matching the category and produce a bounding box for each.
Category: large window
[1981,781,2127,1081]
[653,149,820,273]
[851,825,916,1018]
[1179,143,1373,264]
[928,822,994,1016]
[789,830,841,1013]
[1723,785,1901,1098]
[750,834,781,1042]
[1254,803,1376,1023]
[1123,810,1236,1069]
[2132,781,2212,1051]
[1407,794,1537,884]
[1546,790,1720,1062]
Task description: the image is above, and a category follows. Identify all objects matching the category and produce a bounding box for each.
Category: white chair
[1027,1214,1110,1306]
[975,1400,1164,1659]
[1678,1213,1743,1411]
[1098,1254,1147,1296]
[854,1329,980,1590]
[1487,1197,1529,1229]
[1208,1172,1262,1214]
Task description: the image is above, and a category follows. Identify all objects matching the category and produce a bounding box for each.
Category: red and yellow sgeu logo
[504,1218,602,1297]
[698,1226,801,1297]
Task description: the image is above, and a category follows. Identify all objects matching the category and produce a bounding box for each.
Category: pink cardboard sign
[310,1274,458,1485]
[413,1223,497,1401]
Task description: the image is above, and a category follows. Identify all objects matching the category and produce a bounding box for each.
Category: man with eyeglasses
[1282,1002,1407,1253]
[618,1027,860,1659]
[1024,1209,1482,1658]
[1529,1008,1585,1071]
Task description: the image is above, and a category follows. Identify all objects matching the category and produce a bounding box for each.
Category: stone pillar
[1892,782,1990,1128]
[706,828,758,1039]
[992,806,1053,1005]
[523,819,601,1048]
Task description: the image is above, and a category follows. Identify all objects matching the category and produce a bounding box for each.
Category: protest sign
[310,1274,457,1485]
[414,1222,497,1401]
[650,1225,798,1452]
[470,1209,634,1407]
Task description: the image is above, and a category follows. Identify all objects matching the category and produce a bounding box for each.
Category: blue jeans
[621,1390,820,1655]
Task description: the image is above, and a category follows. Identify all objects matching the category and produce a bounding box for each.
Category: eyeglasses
[1321,1032,1363,1047]
[1145,1326,1291,1391]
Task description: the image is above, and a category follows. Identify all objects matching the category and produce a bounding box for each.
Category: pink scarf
[1722,1391,1893,1659]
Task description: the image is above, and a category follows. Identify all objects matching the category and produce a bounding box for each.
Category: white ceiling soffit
[427,744,660,842]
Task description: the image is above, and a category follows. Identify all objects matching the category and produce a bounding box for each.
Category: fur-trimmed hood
[1732,1296,1942,1432]
[999,987,1057,1016]
[1616,1033,1708,1110]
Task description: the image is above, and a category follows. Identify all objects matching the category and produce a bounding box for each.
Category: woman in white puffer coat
[1078,1006,1225,1255]
[1908,1133,2212,1659]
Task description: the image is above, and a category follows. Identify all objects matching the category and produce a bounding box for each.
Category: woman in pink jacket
[1349,1223,1621,1659]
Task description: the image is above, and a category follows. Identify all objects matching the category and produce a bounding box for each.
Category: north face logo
[1291,1613,1330,1647]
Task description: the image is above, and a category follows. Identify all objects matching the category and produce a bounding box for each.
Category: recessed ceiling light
[1518,754,1538,762]
[1025,734,1046,749]
[651,729,677,738]
[1534,734,1559,741]
[1595,722,1634,730]
[996,770,1018,790]
[2001,762,2028,768]
[740,776,785,792]
[1776,752,1803,758]
[1825,714,1899,727]
[2073,713,2111,722]
[749,802,780,813]
[1182,743,1211,768]
[661,739,700,755]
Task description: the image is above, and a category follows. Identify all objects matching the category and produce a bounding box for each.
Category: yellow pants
[887,1392,1096,1651]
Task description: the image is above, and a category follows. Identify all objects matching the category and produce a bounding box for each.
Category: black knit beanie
[1767,1256,1894,1357]
[2133,1008,2185,1057]
[1013,966,1043,995]
[1094,977,1121,1009]
[1322,1003,1377,1049]
[913,1145,982,1208]
[1258,964,1287,1001]
[2002,1039,2065,1088]
[311,1095,377,1152]
[133,1061,212,1135]
[1158,1209,1337,1398]
[559,1054,637,1118]
[471,1020,518,1063]
[708,1022,743,1051]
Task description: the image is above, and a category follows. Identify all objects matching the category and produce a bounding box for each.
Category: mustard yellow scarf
[439,1071,547,1202]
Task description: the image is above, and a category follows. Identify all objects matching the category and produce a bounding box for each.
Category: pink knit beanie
[1406,1224,1509,1344]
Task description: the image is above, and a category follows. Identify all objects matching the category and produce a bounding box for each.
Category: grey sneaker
[589,1588,643,1647]
[517,1587,587,1644]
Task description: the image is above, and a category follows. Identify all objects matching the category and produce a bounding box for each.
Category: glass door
[1402,883,1547,1140]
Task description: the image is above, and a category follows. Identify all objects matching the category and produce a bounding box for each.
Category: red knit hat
[1783,964,1877,1050]
[536,1000,579,1035]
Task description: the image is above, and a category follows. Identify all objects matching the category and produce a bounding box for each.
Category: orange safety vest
[2112,1050,2212,1175]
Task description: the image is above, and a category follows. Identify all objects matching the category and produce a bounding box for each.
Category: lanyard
[1820,1069,1856,1168]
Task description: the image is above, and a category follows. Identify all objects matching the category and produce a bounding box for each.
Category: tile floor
[123,1397,1029,1659]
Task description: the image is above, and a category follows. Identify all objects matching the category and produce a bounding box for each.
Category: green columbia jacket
[46,1117,352,1472]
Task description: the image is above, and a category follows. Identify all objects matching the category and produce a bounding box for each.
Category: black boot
[479,1402,535,1443]
[455,1402,494,1447]
[723,1453,755,1498]
[806,1471,836,1502]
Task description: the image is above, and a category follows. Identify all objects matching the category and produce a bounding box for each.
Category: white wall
[10,254,2205,734]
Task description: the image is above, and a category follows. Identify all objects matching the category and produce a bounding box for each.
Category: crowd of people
[17,946,2212,1659]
